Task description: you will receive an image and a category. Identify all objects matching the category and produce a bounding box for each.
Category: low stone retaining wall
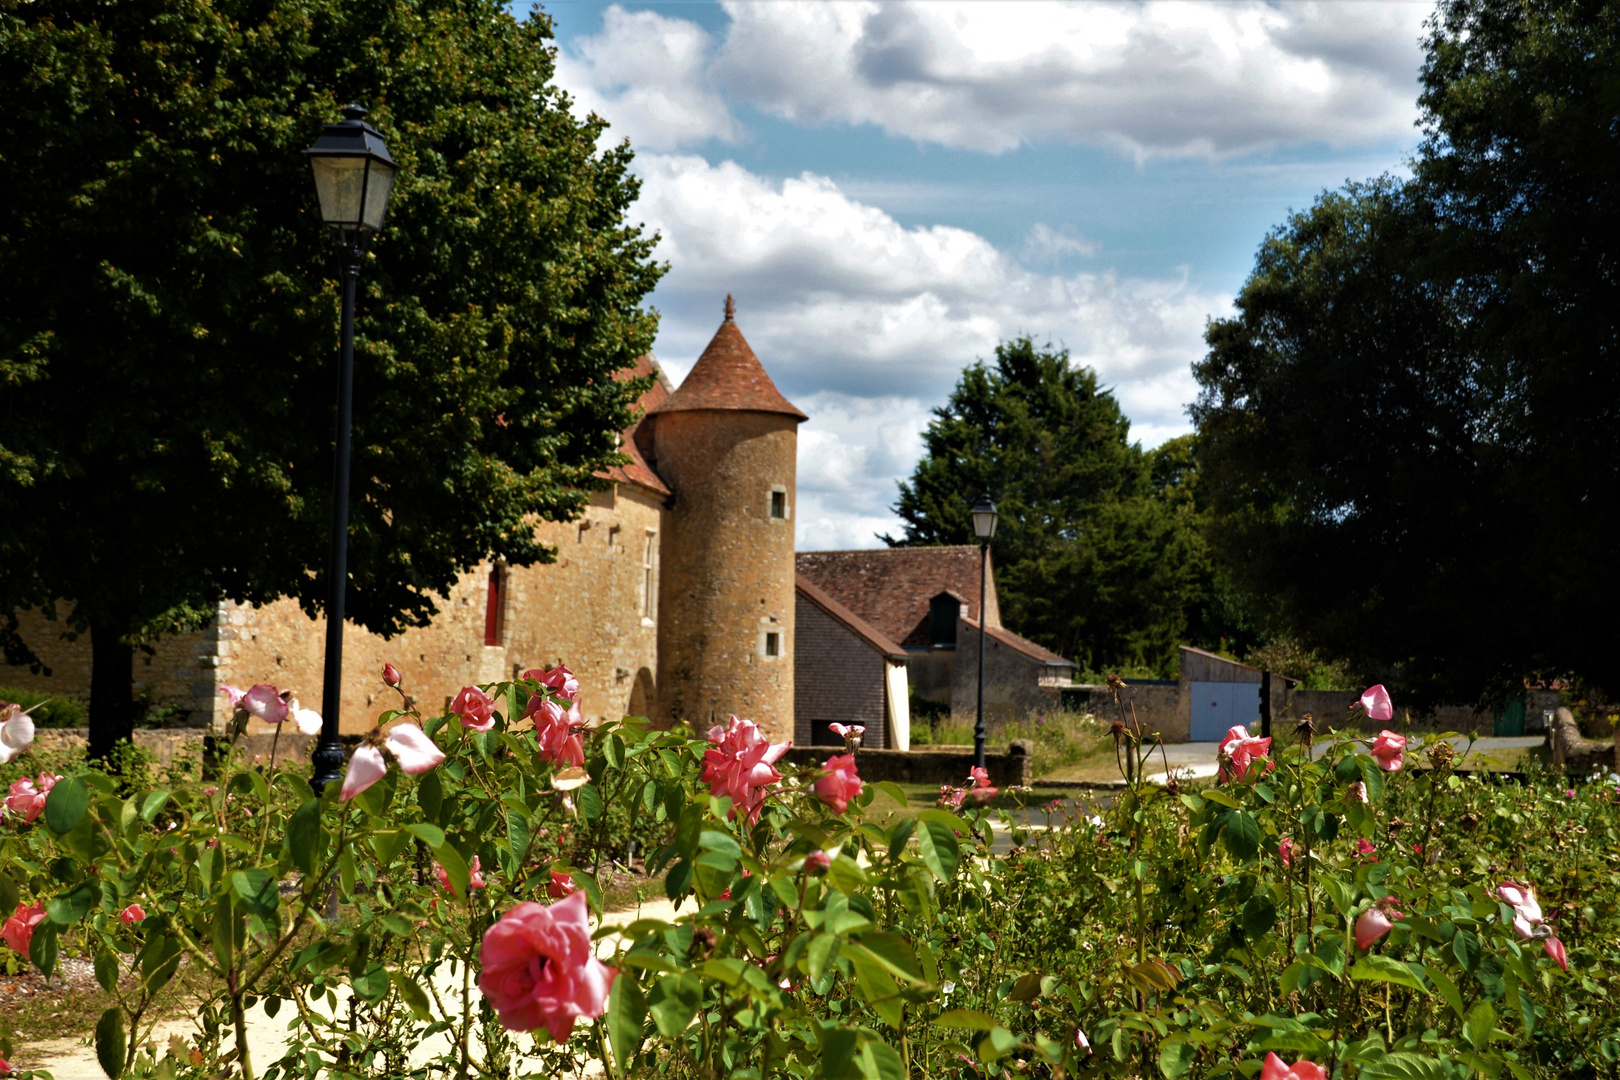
[781,741,1033,789]
[30,727,344,768]
[1550,707,1615,774]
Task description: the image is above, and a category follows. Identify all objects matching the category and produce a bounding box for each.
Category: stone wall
[794,592,889,749]
[904,649,954,707]
[1286,689,1563,737]
[653,410,797,742]
[8,479,666,737]
[1068,683,1182,740]
[1550,706,1615,774]
[950,620,1063,720]
[2,608,214,719]
[781,741,1032,789]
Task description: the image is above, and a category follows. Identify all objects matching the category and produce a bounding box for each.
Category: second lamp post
[304,105,399,793]
[970,492,999,770]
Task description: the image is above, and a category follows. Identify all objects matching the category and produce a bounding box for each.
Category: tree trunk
[88,622,135,761]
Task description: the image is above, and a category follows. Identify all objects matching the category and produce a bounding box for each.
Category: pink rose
[242,684,289,725]
[1544,936,1568,971]
[478,892,617,1042]
[1360,684,1394,722]
[527,697,585,768]
[814,754,863,814]
[700,715,790,825]
[547,870,577,900]
[1261,1052,1326,1080]
[120,903,147,924]
[1369,729,1406,772]
[1278,836,1302,868]
[1075,1029,1090,1054]
[1355,838,1376,858]
[1,901,47,955]
[525,664,579,703]
[451,686,497,732]
[967,765,999,803]
[219,685,248,710]
[1355,907,1396,949]
[805,850,833,874]
[437,855,486,896]
[6,772,58,824]
[0,707,33,765]
[1498,880,1545,938]
[339,724,445,801]
[938,784,966,809]
[1218,725,1272,781]
[382,663,402,687]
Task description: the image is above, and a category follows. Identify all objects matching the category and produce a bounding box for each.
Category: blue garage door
[1190,681,1262,741]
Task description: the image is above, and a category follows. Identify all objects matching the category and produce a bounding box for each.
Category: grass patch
[910,710,1116,780]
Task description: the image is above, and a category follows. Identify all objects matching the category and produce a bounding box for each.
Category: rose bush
[0,674,1614,1080]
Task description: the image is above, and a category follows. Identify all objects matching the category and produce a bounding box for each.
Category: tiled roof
[650,297,807,421]
[598,354,672,497]
[795,574,909,659]
[963,617,1072,666]
[795,546,1000,649]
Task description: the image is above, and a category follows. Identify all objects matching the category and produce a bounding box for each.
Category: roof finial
[724,294,735,322]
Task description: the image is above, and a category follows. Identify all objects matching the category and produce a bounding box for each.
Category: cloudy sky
[542,0,1432,549]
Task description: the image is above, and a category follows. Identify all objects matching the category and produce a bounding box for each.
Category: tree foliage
[0,0,664,749]
[1193,0,1620,704]
[885,338,1229,675]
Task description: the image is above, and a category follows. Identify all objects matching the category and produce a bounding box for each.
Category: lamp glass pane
[310,155,367,227]
[972,509,998,539]
[360,160,397,231]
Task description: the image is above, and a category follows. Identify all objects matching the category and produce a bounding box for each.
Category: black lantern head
[305,105,398,234]
[971,491,999,541]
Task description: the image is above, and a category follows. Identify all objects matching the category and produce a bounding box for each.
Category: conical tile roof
[651,296,807,421]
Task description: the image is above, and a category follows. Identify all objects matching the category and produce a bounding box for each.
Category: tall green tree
[0,0,663,755]
[1193,0,1620,704]
[885,338,1214,674]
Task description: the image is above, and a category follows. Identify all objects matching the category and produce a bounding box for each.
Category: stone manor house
[6,299,1074,750]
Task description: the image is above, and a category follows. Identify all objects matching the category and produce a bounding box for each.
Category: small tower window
[640,530,658,620]
[484,564,506,647]
[769,487,787,520]
[763,631,781,658]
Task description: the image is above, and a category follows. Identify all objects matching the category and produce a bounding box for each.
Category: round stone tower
[649,296,805,740]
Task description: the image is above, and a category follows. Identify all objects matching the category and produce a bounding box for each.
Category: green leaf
[916,819,960,881]
[434,844,472,899]
[95,945,120,994]
[1350,955,1429,994]
[869,781,908,807]
[858,1035,907,1080]
[1007,971,1042,1001]
[506,809,530,867]
[1240,895,1277,938]
[608,971,647,1067]
[1453,929,1482,973]
[231,869,278,919]
[45,775,89,835]
[935,1009,998,1031]
[0,872,17,914]
[1424,963,1466,1020]
[416,769,444,823]
[390,972,434,1022]
[1223,811,1261,861]
[30,918,59,975]
[96,1007,126,1079]
[47,883,97,926]
[285,798,322,876]
[406,822,446,848]
[139,791,171,823]
[887,817,916,859]
[577,783,603,822]
[352,963,391,1001]
[649,971,702,1038]
[1465,1000,1497,1050]
[851,952,903,1026]
[1359,1051,1449,1078]
[1158,1039,1197,1078]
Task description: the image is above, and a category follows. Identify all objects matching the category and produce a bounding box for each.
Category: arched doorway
[627,668,655,721]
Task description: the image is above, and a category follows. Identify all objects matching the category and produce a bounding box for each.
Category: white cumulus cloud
[626,154,1229,547]
[559,1,1428,159]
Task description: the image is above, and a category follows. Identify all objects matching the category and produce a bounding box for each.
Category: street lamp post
[304,105,398,793]
[970,492,999,770]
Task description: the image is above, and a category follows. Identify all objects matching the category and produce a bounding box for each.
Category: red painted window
[484,566,504,646]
